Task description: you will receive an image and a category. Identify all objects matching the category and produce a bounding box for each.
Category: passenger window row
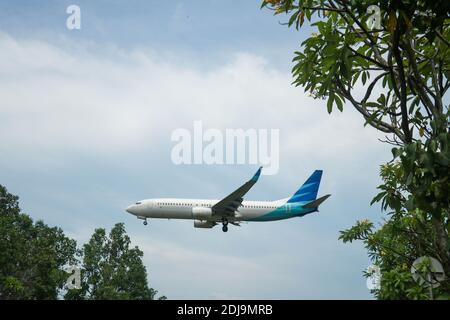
[156,202,275,209]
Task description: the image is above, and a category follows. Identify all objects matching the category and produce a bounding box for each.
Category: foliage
[0,185,165,300]
[263,0,449,144]
[0,185,77,299]
[263,0,450,299]
[65,223,166,300]
[338,126,450,299]
[339,204,449,299]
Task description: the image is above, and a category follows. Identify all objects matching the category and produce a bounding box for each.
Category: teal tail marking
[249,170,326,222]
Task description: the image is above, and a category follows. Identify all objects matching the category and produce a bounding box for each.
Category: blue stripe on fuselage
[247,202,316,221]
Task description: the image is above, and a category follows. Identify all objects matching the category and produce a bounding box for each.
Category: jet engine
[192,206,212,219]
[194,220,216,229]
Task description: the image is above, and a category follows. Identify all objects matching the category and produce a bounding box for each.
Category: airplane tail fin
[287,170,323,203]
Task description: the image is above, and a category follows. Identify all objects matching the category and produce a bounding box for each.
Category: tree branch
[334,0,389,67]
[335,78,405,139]
[361,72,390,104]
[435,29,450,48]
[402,38,439,119]
[346,45,389,70]
[429,59,444,114]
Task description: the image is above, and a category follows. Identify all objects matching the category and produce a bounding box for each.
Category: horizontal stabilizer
[303,194,331,209]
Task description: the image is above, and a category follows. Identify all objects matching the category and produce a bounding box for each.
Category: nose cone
[126,205,135,214]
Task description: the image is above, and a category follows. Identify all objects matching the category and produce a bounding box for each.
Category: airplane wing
[212,167,262,217]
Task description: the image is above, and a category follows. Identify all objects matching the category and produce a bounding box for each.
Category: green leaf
[327,93,335,113]
[335,94,344,111]
[288,10,300,27]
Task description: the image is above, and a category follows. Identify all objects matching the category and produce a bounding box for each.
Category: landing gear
[222,218,228,232]
[143,220,148,226]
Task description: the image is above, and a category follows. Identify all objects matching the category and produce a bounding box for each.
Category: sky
[0,1,392,299]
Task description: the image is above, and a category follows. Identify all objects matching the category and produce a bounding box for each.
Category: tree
[262,0,450,298]
[66,223,166,300]
[339,161,450,299]
[0,185,77,299]
[0,185,165,300]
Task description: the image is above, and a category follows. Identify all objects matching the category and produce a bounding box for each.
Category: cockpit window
[135,201,142,205]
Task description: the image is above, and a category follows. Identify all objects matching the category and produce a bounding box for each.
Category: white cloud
[0,32,388,168]
[134,237,268,299]
[0,32,389,299]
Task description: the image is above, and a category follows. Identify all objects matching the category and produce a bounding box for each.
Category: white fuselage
[126,198,290,222]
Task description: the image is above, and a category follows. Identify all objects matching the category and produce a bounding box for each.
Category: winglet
[250,166,263,183]
[303,194,331,209]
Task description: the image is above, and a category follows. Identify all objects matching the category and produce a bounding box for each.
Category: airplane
[125,167,330,232]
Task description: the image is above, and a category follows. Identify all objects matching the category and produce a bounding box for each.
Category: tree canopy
[0,185,164,300]
[66,223,165,300]
[263,0,450,299]
[263,0,449,144]
[0,185,77,299]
